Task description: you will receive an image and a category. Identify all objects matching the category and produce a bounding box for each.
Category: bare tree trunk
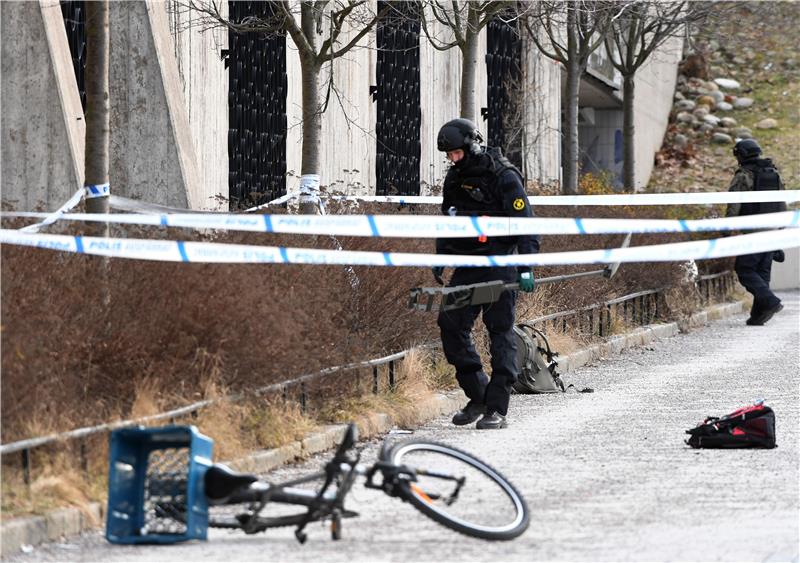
[562,8,580,196]
[300,58,322,178]
[622,74,636,191]
[459,8,481,121]
[298,1,322,214]
[84,0,110,225]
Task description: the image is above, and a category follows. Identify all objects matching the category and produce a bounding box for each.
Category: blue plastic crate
[106,425,213,544]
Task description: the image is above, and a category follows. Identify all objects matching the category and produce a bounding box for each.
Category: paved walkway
[9,291,799,562]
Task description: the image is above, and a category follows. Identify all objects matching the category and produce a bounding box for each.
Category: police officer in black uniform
[433,118,540,430]
[725,138,787,325]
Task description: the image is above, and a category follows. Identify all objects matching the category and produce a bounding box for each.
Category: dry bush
[3,195,724,445]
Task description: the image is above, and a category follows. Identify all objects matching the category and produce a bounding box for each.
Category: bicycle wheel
[385,440,529,541]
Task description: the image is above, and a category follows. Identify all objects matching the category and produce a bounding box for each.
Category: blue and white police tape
[18,188,84,233]
[4,209,799,237]
[265,189,800,207]
[1,228,797,267]
[85,183,110,199]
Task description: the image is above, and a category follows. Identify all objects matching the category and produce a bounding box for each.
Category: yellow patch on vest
[512,198,525,211]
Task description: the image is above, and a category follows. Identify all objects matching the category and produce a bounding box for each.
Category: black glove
[431,266,445,285]
[773,250,785,263]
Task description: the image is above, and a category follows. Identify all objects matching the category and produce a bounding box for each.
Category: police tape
[265,189,800,207]
[1,228,797,267]
[3,209,799,237]
[18,188,84,233]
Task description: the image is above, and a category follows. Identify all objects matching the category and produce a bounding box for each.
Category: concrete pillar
[632,35,683,190]
[109,1,205,209]
[1,0,84,211]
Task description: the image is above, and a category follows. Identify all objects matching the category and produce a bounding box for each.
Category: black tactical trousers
[735,252,781,314]
[437,267,518,416]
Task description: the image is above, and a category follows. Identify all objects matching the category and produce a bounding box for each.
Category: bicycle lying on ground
[106,423,529,544]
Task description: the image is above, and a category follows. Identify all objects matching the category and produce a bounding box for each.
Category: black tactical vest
[441,147,523,216]
[739,158,783,216]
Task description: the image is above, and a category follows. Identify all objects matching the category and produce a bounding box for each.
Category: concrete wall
[520,38,561,186]
[165,0,229,207]
[2,2,682,209]
[419,17,489,192]
[1,1,84,211]
[772,246,800,290]
[579,109,623,187]
[632,35,683,190]
[419,34,463,192]
[285,2,377,195]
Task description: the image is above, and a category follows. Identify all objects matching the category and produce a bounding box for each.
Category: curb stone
[0,300,744,557]
[0,503,103,558]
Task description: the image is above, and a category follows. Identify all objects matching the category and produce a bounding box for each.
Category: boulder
[755,118,778,129]
[733,127,753,139]
[699,123,715,134]
[714,78,741,90]
[674,133,689,149]
[676,111,694,123]
[720,117,738,128]
[712,132,733,144]
[710,90,725,104]
[734,97,754,109]
[674,100,696,112]
[696,94,717,108]
[716,101,734,112]
[693,106,710,119]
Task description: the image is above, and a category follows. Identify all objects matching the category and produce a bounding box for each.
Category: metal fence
[0,272,737,484]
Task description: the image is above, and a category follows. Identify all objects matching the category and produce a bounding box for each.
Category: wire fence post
[80,441,88,474]
[388,360,396,390]
[22,449,31,486]
[372,366,379,394]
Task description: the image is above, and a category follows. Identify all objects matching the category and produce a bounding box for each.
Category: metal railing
[0,272,737,484]
[697,271,737,305]
[528,289,663,338]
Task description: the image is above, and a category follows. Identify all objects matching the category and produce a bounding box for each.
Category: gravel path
[10,291,799,562]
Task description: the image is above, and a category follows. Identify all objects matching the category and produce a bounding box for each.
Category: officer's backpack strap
[486,146,524,185]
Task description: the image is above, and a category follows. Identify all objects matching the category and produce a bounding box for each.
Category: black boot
[476,411,507,430]
[748,302,783,326]
[452,401,485,426]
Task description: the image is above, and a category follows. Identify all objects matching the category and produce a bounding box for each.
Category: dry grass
[1,447,107,521]
[317,347,455,432]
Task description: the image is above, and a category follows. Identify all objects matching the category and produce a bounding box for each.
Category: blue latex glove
[432,266,445,285]
[517,271,535,292]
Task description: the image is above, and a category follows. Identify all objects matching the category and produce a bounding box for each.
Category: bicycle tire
[385,440,529,541]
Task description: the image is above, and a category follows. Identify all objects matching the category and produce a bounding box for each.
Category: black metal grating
[486,17,522,170]
[228,1,287,209]
[375,1,421,196]
[142,447,190,535]
[60,0,87,112]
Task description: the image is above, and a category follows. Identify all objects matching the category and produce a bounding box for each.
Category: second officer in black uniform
[433,118,540,430]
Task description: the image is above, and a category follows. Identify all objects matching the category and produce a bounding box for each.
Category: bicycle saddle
[204,464,258,502]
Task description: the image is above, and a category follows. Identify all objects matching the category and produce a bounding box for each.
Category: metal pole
[388,360,396,390]
[373,366,379,394]
[80,441,88,474]
[22,449,30,486]
[300,382,307,413]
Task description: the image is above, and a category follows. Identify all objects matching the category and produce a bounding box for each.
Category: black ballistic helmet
[733,138,762,163]
[437,118,484,154]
